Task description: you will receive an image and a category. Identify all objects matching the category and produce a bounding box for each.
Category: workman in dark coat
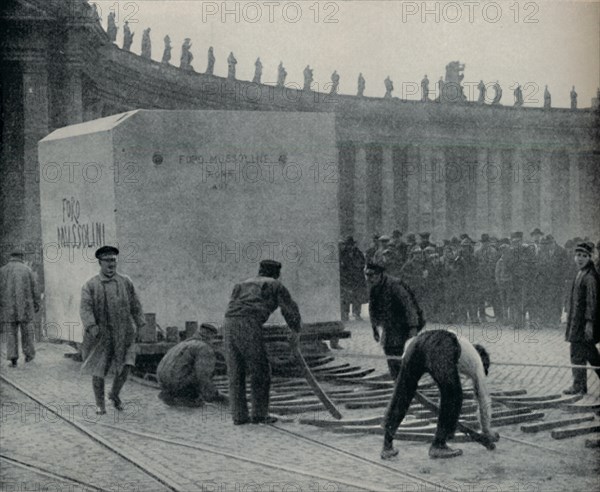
[0,247,40,367]
[381,330,498,460]
[563,242,600,395]
[365,262,425,379]
[223,260,302,425]
[157,324,228,407]
[339,236,366,321]
[80,246,146,415]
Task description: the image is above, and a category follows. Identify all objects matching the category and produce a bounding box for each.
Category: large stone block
[38,110,340,343]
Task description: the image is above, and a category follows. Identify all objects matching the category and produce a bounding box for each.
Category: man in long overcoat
[80,246,146,414]
[223,259,302,425]
[339,236,366,321]
[0,248,40,366]
[563,242,600,395]
[366,262,425,379]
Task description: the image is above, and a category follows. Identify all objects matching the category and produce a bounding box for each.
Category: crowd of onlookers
[339,228,600,327]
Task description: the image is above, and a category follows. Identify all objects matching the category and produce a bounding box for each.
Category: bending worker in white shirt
[381,329,499,460]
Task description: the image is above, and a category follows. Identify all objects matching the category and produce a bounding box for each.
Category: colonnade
[339,142,587,249]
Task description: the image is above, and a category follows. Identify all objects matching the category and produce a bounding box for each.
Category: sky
[94,0,600,108]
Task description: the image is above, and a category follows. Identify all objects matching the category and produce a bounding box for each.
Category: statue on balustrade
[544,85,551,109]
[514,84,524,107]
[570,86,577,109]
[443,61,466,103]
[421,75,429,102]
[277,62,287,87]
[253,58,263,84]
[107,12,118,42]
[357,73,365,97]
[491,81,502,105]
[228,52,238,80]
[123,21,134,52]
[384,76,394,99]
[180,38,194,71]
[91,3,100,21]
[477,80,486,104]
[436,77,444,102]
[330,70,340,95]
[303,65,314,91]
[162,35,172,64]
[206,47,215,75]
[141,28,151,59]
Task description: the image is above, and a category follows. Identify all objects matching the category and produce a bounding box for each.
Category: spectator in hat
[365,234,380,264]
[223,260,302,424]
[157,323,228,407]
[475,234,500,323]
[495,244,512,324]
[507,232,526,329]
[406,233,417,253]
[400,247,427,305]
[439,244,459,323]
[419,232,434,251]
[455,238,479,323]
[0,247,40,367]
[391,230,408,267]
[563,242,600,395]
[538,236,569,327]
[80,246,146,414]
[339,236,366,321]
[530,228,544,252]
[374,235,392,265]
[365,262,425,379]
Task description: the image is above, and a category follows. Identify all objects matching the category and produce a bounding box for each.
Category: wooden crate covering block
[137,313,157,343]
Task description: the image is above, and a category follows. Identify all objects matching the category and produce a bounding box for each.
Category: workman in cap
[157,323,228,407]
[80,246,146,415]
[365,262,425,379]
[563,242,600,395]
[223,259,302,425]
[0,247,40,367]
[381,330,498,460]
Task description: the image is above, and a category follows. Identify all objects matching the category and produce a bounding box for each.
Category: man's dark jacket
[369,274,425,348]
[565,263,600,343]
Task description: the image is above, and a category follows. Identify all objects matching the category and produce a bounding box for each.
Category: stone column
[22,61,49,248]
[406,146,420,233]
[63,30,84,125]
[475,148,489,236]
[511,149,525,233]
[354,146,368,249]
[487,149,503,236]
[539,152,553,234]
[419,146,434,233]
[568,153,581,238]
[381,146,395,233]
[432,147,447,241]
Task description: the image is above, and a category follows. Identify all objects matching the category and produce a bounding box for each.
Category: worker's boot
[251,415,278,424]
[380,447,399,460]
[429,443,463,459]
[9,358,17,368]
[93,377,106,415]
[563,386,586,395]
[108,367,129,411]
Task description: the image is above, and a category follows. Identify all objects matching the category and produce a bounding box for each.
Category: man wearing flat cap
[0,247,40,367]
[157,323,228,407]
[365,261,425,379]
[80,245,146,414]
[563,242,600,395]
[223,259,302,425]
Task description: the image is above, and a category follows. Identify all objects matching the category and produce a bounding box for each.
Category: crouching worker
[381,330,499,460]
[157,323,228,407]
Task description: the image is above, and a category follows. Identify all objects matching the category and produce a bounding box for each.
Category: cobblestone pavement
[1,313,599,492]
